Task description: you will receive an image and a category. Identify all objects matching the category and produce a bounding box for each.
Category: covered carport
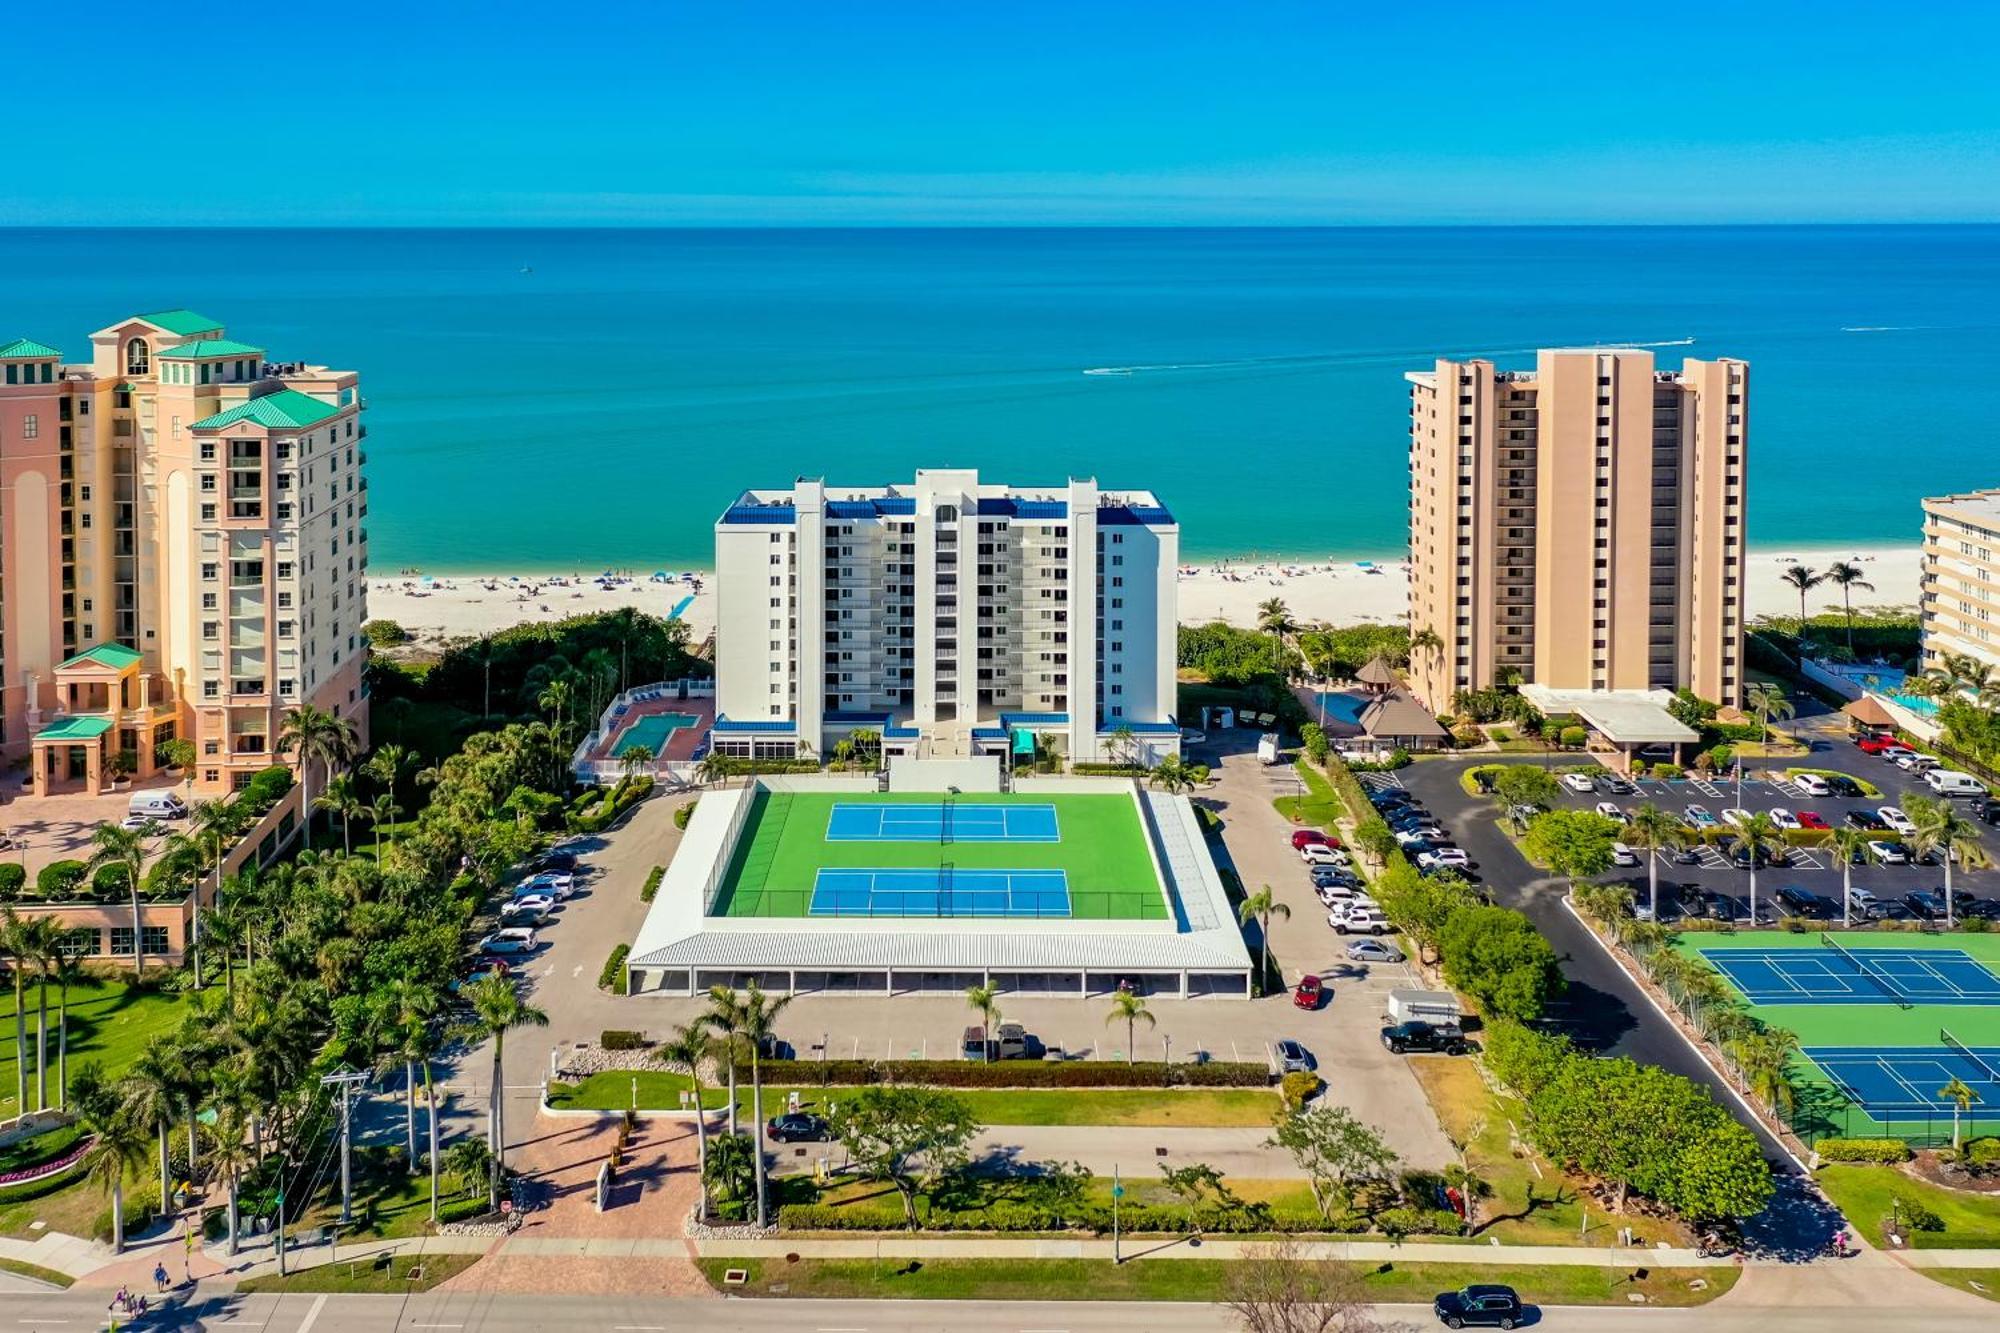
[1518,685,1700,774]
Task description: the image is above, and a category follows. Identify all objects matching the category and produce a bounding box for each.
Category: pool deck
[585,694,714,765]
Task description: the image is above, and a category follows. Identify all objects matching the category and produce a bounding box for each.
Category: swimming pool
[1879,689,1941,719]
[1314,692,1369,726]
[612,711,698,755]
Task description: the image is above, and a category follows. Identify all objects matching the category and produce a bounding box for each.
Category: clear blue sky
[13,0,1997,226]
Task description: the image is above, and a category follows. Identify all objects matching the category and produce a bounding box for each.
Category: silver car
[1345,939,1405,964]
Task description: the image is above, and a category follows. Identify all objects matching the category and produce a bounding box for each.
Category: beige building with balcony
[0,312,370,798]
[1920,489,2000,675]
[1405,348,1747,714]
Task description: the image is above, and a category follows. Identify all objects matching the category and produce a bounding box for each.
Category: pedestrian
[155,1261,170,1291]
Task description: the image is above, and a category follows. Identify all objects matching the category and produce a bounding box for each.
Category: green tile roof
[159,338,264,360]
[59,642,143,671]
[0,337,61,359]
[190,388,341,432]
[36,715,115,742]
[137,309,224,336]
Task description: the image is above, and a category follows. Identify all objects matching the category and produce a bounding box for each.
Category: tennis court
[825,801,1060,843]
[1704,940,2000,1007]
[1804,1036,2000,1115]
[810,867,1072,918]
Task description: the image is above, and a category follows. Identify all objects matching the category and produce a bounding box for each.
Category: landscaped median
[237,1252,482,1294]
[696,1255,1739,1307]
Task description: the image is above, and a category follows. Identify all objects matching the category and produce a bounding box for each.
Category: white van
[127,790,188,820]
[1925,769,1988,798]
[1257,732,1281,765]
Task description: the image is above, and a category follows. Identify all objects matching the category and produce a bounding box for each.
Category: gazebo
[1842,695,1898,739]
[29,643,181,796]
[1355,655,1398,696]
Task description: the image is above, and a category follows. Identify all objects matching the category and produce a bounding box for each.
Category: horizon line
[4,220,2000,232]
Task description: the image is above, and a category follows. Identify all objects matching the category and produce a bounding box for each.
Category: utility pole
[320,1070,369,1224]
[1112,1164,1123,1265]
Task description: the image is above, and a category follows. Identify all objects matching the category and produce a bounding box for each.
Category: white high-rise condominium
[713,469,1179,764]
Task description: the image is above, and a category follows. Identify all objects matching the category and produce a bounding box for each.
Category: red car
[1857,735,1895,754]
[1293,975,1324,1010]
[1796,811,1831,830]
[1290,829,1341,850]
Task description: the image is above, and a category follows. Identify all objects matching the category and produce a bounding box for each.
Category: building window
[111,926,171,957]
[22,414,37,439]
[201,562,218,581]
[125,338,150,375]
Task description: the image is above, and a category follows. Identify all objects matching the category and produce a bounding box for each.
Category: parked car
[1775,885,1833,917]
[1317,882,1372,906]
[1684,805,1718,828]
[1370,789,1416,809]
[499,899,553,926]
[1720,807,1752,828]
[1610,842,1640,867]
[1794,772,1832,796]
[1927,769,1989,798]
[119,815,161,833]
[478,927,538,955]
[1869,840,1911,864]
[1418,848,1472,871]
[530,849,579,874]
[1594,801,1629,824]
[1878,806,1918,835]
[1857,734,1897,754]
[1293,975,1324,1010]
[1879,745,1918,765]
[1896,752,1940,773]
[517,871,576,899]
[1433,1283,1524,1329]
[1301,844,1351,866]
[766,1113,830,1143]
[1671,844,1705,865]
[1903,889,1948,921]
[1768,808,1801,831]
[1291,829,1335,850]
[1723,839,1785,869]
[1381,1020,1472,1056]
[1845,810,1890,832]
[1309,866,1362,890]
[1560,772,1596,794]
[1275,1039,1314,1073]
[1507,803,1546,825]
[1676,883,1720,919]
[1826,775,1865,798]
[1345,939,1405,964]
[1796,811,1831,830]
[1600,775,1635,795]
[1328,904,1392,936]
[1845,886,1883,919]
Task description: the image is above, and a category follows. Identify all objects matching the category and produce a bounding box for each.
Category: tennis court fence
[1782,1098,2000,1151]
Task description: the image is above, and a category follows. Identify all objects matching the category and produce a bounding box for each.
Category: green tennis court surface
[1685,931,2000,1143]
[711,790,1166,920]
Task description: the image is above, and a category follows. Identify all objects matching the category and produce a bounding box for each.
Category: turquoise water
[4,227,1996,570]
[1882,690,1941,719]
[612,712,697,754]
[1314,693,1370,726]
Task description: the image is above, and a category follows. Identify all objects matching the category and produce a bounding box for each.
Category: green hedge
[568,776,655,833]
[1071,762,1147,776]
[733,1058,1271,1088]
[37,860,88,899]
[1815,1138,1912,1164]
[672,800,696,830]
[600,1029,648,1051]
[774,1200,1460,1237]
[0,863,24,898]
[641,865,665,901]
[598,945,631,993]
[92,862,131,894]
[437,1196,487,1225]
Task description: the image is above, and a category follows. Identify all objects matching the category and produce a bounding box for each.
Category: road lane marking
[296,1294,329,1333]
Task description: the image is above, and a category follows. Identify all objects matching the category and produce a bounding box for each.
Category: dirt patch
[1907,1152,2000,1195]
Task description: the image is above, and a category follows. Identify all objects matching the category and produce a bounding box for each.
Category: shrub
[641,865,665,902]
[238,765,295,816]
[598,945,631,994]
[437,1196,487,1225]
[1707,744,1736,770]
[1558,725,1588,749]
[91,862,132,896]
[1777,915,1812,934]
[1964,1137,2000,1167]
[1815,1138,1911,1164]
[1071,762,1146,776]
[1651,763,1684,780]
[0,863,24,900]
[1373,1206,1464,1238]
[600,1028,648,1051]
[1893,1197,1944,1232]
[673,800,696,830]
[37,860,88,900]
[363,619,409,647]
[1279,1070,1322,1110]
[735,1058,1271,1088]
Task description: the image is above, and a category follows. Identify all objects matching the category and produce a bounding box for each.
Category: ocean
[3,226,1996,572]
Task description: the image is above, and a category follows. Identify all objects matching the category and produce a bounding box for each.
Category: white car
[119,815,161,833]
[1867,840,1910,865]
[1561,772,1596,794]
[1895,752,1938,773]
[1878,806,1917,835]
[505,891,557,916]
[1879,746,1917,765]
[478,927,539,955]
[1794,773,1832,797]
[1418,849,1471,871]
[517,871,576,899]
[1611,842,1640,867]
[1301,844,1351,866]
[1846,887,1883,918]
[1720,808,1752,829]
[1594,802,1629,824]
[1328,906,1392,936]
[1317,881,1374,905]
[1768,808,1801,831]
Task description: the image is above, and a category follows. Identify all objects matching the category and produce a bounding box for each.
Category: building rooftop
[158,338,265,360]
[0,337,61,360]
[1924,489,2000,531]
[721,474,1172,526]
[136,309,224,336]
[36,715,116,742]
[190,388,342,432]
[58,643,143,671]
[1518,685,1700,745]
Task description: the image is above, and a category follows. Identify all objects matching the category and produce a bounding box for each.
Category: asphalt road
[9,1289,1999,1333]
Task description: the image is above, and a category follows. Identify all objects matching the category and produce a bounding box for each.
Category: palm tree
[276,703,357,846]
[1927,652,1997,703]
[85,822,149,978]
[656,1023,716,1221]
[1822,561,1875,654]
[466,975,548,1210]
[1236,886,1291,989]
[80,1104,151,1254]
[21,916,64,1112]
[1625,803,1685,923]
[536,678,575,738]
[725,981,791,1228]
[964,983,1002,1063]
[121,1046,181,1221]
[369,793,403,861]
[1257,597,1296,676]
[1148,755,1196,796]
[468,637,497,719]
[1410,626,1443,663]
[1732,811,1786,925]
[1104,989,1156,1066]
[1832,826,1875,927]
[619,742,656,782]
[314,775,364,856]
[365,742,414,812]
[1779,564,1824,652]
[1729,1027,1802,1119]
[185,798,244,989]
[47,945,83,1109]
[696,750,735,788]
[1107,724,1138,767]
[0,910,31,1115]
[205,1100,258,1255]
[1744,680,1794,753]
[376,977,440,1173]
[1906,795,1987,927]
[1939,1076,1981,1153]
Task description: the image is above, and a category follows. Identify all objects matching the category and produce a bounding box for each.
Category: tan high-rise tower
[1405,349,1746,712]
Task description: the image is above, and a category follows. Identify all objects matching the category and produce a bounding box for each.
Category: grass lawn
[290,1148,456,1242]
[1916,1269,2000,1301]
[713,790,1165,920]
[789,1172,1333,1232]
[0,1165,153,1244]
[237,1252,480,1294]
[1274,759,1348,833]
[0,1256,73,1288]
[1814,1165,2000,1249]
[698,1257,1736,1307]
[1407,1055,1688,1248]
[1,977,190,1121]
[549,1073,1278,1126]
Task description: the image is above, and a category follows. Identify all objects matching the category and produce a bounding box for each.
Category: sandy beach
[368,545,1922,648]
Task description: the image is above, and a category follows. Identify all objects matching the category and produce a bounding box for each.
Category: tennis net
[1941,1026,2000,1087]
[1819,933,1915,1009]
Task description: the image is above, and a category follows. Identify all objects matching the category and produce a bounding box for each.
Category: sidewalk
[690,1234,1736,1268]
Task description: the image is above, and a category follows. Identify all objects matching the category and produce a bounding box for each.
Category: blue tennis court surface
[1805,1043,2000,1114]
[810,867,1072,917]
[1704,946,2000,1006]
[824,802,1060,843]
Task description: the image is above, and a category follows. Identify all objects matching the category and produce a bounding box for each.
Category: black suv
[1381,1021,1472,1056]
[766,1112,830,1143]
[1903,889,1948,921]
[1433,1284,1523,1329]
[1676,882,1719,919]
[1827,775,1865,798]
[1723,838,1785,869]
[1775,885,1833,918]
